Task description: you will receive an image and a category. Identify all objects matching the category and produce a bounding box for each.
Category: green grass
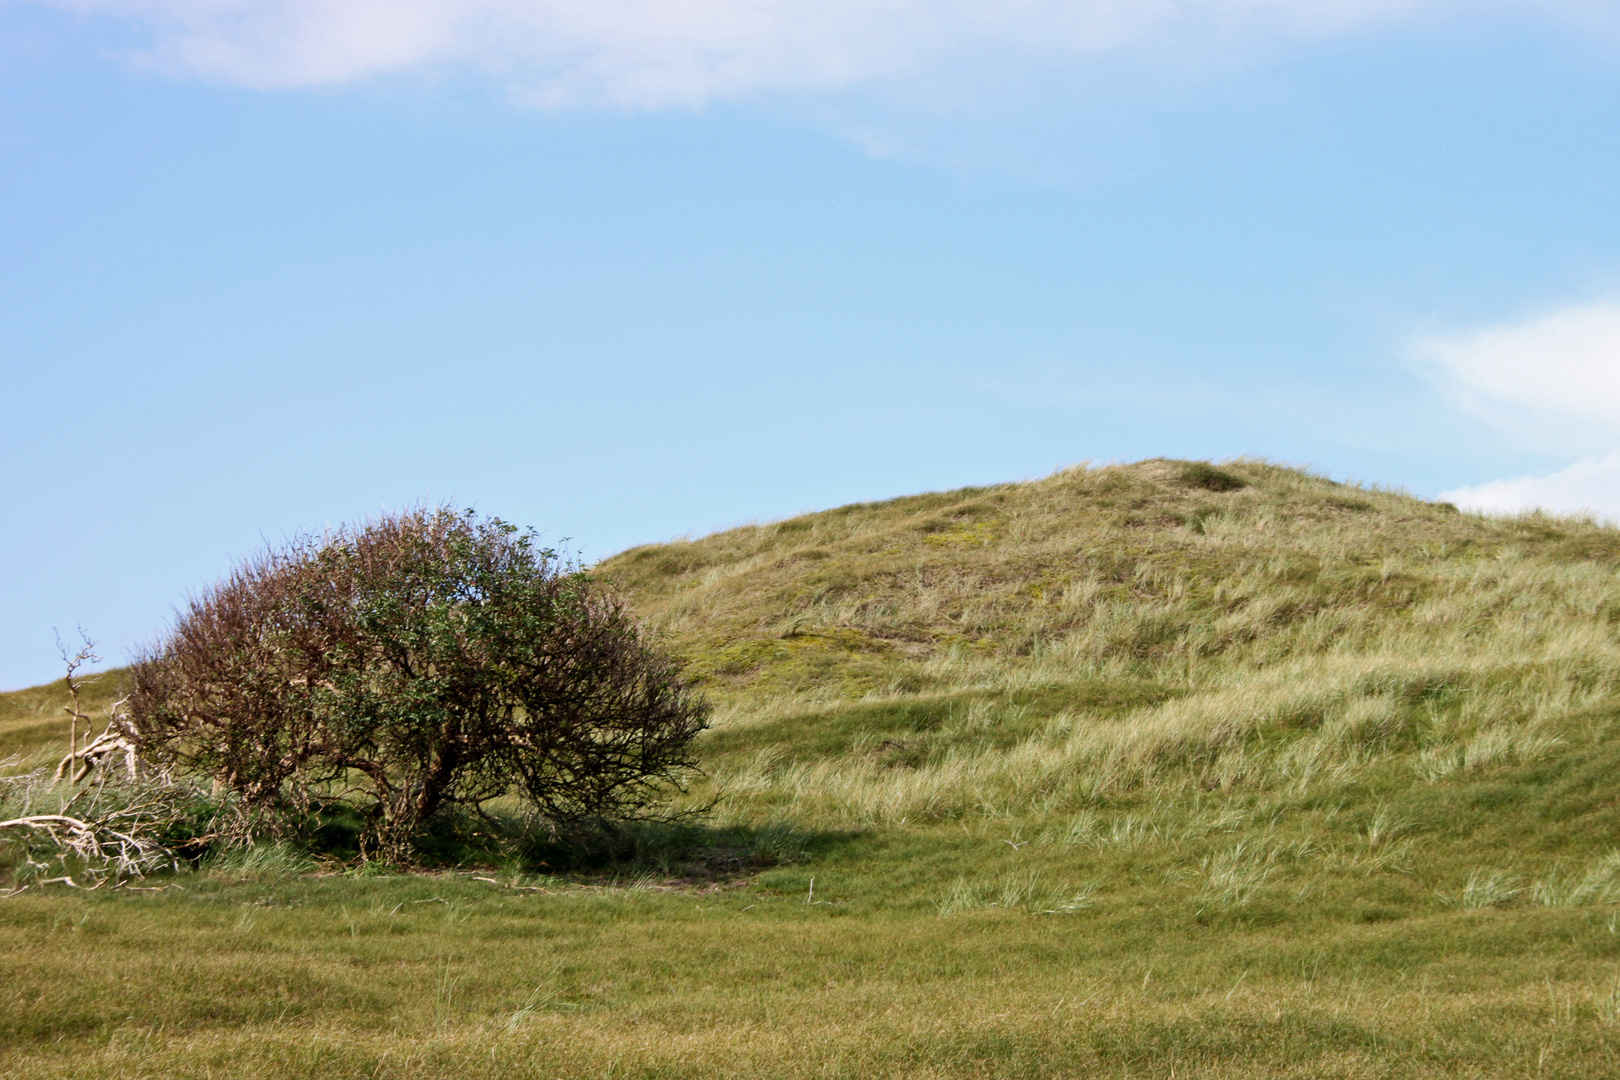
[0,674,124,765]
[8,457,1620,1076]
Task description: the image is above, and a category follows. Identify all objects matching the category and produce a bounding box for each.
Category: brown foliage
[127,507,708,859]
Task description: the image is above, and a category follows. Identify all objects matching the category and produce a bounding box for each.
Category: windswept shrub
[128,507,709,860]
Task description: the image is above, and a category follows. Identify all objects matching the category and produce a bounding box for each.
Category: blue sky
[5,1,1620,688]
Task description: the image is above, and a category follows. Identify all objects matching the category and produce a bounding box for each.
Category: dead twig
[55,629,100,777]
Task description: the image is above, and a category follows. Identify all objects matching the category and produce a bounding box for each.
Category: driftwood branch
[0,646,194,892]
[1,754,185,888]
[0,806,176,885]
[53,697,139,785]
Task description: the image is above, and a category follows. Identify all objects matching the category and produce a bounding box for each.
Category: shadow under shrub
[490,811,830,881]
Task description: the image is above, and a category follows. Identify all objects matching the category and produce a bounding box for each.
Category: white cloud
[23,0,1579,108]
[1412,298,1620,442]
[1417,298,1620,519]
[1441,451,1620,521]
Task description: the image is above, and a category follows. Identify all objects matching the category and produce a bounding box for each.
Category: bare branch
[53,697,140,785]
[54,627,102,775]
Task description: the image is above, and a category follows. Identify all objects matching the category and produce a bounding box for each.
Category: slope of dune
[7,459,1620,1078]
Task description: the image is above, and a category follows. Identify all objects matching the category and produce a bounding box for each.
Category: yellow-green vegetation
[8,458,1620,1077]
[0,677,125,765]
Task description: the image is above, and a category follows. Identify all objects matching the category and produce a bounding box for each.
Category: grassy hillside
[604,459,1620,834]
[6,459,1620,1078]
[0,684,133,772]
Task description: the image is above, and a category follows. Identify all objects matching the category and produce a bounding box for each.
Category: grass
[8,457,1620,1076]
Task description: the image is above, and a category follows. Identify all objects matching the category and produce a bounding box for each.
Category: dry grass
[5,873,1620,1079]
[8,458,1620,1076]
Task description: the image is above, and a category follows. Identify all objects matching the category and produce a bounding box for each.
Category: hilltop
[603,457,1609,701]
[592,459,1620,840]
[5,458,1620,1078]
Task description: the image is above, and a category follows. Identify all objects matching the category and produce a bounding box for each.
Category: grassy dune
[7,459,1620,1077]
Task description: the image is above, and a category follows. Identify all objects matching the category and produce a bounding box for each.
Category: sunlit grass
[8,458,1620,1075]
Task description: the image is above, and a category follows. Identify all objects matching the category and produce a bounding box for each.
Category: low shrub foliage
[126,506,709,860]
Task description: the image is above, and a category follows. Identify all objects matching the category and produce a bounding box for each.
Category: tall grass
[8,459,1620,1077]
[591,461,1620,839]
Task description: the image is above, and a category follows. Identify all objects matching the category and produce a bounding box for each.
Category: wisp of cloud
[1418,298,1620,519]
[33,0,1604,107]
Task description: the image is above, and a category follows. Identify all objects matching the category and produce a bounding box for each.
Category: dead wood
[53,697,140,785]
